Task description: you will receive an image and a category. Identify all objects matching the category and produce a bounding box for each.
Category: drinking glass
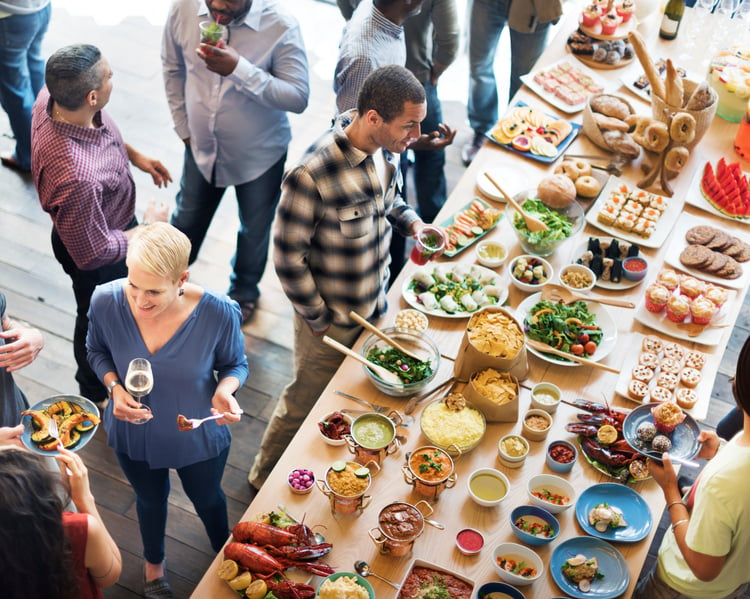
[198,21,227,46]
[125,358,153,424]
[409,225,445,265]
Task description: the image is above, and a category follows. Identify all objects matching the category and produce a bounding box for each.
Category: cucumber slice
[471,226,484,235]
[354,467,370,478]
[331,460,346,472]
[456,234,470,247]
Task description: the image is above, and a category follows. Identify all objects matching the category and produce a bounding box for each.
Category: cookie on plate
[659,357,682,375]
[675,388,698,409]
[642,335,664,354]
[656,371,680,391]
[684,351,706,370]
[663,342,685,361]
[638,352,660,368]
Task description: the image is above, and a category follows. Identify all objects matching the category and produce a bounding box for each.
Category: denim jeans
[117,447,230,564]
[170,147,285,303]
[412,81,447,223]
[0,4,51,170]
[467,0,552,135]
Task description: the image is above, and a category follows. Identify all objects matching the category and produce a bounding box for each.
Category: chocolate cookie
[685,225,716,246]
[680,244,713,269]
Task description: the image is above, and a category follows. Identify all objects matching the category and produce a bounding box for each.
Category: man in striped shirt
[248,65,433,488]
[31,44,170,406]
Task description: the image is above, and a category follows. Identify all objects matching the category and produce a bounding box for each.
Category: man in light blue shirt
[162,0,309,322]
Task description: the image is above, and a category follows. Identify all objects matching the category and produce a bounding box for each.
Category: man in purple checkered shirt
[31,44,171,406]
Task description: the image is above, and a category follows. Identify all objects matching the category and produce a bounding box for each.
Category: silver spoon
[354,560,400,589]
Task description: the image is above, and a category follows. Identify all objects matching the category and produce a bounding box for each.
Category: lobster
[266,579,316,599]
[579,436,635,469]
[567,398,627,425]
[565,423,599,437]
[224,542,335,577]
[232,521,332,560]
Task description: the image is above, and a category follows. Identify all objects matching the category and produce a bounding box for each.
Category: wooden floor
[1,2,748,597]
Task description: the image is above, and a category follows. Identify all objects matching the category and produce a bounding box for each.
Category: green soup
[352,415,394,449]
[470,473,507,501]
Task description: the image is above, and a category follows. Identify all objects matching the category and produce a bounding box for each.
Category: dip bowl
[493,542,544,586]
[521,409,553,442]
[467,467,510,507]
[497,433,530,469]
[344,411,401,469]
[529,382,561,414]
[360,327,440,397]
[527,473,576,514]
[545,439,578,474]
[402,445,457,499]
[475,582,526,599]
[622,255,649,282]
[510,504,560,547]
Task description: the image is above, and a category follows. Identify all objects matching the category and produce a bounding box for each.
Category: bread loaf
[685,81,716,110]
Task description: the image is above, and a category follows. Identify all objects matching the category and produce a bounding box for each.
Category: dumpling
[439,295,459,313]
[460,293,478,311]
[471,290,490,306]
[418,291,438,310]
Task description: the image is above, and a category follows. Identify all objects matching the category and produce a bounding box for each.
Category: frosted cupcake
[616,0,634,23]
[651,401,686,434]
[704,284,728,308]
[582,3,601,26]
[601,12,621,35]
[657,269,680,291]
[645,283,670,313]
[690,296,717,325]
[679,276,705,299]
[666,294,690,323]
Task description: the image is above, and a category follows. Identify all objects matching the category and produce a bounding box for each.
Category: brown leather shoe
[460,132,485,166]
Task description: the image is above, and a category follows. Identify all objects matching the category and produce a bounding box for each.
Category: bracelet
[666,500,684,510]
[672,518,690,532]
[107,379,122,398]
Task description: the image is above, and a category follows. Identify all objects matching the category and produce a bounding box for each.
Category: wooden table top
[192,6,748,599]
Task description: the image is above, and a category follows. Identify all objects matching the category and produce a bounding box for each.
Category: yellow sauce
[469,473,507,501]
[478,243,506,260]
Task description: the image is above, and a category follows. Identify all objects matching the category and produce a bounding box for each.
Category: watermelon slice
[700,158,750,219]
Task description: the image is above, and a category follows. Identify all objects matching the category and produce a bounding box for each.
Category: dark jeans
[51,227,131,402]
[116,447,230,564]
[170,147,285,303]
[717,407,744,441]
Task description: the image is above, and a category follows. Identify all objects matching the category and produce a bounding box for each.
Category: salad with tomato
[524,299,603,358]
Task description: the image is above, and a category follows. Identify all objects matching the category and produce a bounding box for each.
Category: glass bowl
[360,327,440,397]
[506,194,584,256]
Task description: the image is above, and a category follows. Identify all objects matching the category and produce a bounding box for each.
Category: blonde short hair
[126,223,191,282]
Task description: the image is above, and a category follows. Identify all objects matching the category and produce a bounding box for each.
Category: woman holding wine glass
[86,223,248,599]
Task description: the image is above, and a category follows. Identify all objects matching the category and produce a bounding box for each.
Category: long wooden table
[193,7,747,598]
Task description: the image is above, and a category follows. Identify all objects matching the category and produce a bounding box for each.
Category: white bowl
[527,473,576,514]
[497,434,530,469]
[509,255,553,294]
[317,411,353,446]
[521,408,553,442]
[559,263,596,294]
[492,542,544,586]
[467,467,510,507]
[475,239,508,269]
[530,382,562,413]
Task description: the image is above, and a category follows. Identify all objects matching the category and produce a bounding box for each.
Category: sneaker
[144,576,173,599]
[461,132,485,166]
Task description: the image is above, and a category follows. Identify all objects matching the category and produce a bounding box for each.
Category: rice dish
[319,576,369,599]
[421,401,485,450]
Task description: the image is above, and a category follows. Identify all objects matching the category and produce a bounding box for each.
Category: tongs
[564,153,626,177]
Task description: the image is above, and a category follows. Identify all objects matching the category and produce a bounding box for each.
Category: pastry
[684,351,706,370]
[666,294,690,323]
[649,386,673,403]
[663,342,685,361]
[632,365,655,383]
[690,296,717,325]
[675,388,698,409]
[645,283,670,313]
[680,367,702,389]
[679,276,705,298]
[656,371,680,391]
[657,269,680,291]
[642,335,664,354]
[651,401,686,434]
[659,357,682,375]
[628,379,649,401]
[703,284,728,308]
[638,351,660,368]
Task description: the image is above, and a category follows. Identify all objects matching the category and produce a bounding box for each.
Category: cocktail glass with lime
[410,225,445,265]
[199,21,226,46]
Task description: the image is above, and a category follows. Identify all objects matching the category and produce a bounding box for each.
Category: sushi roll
[590,254,604,277]
[610,258,623,283]
[418,291,439,311]
[412,267,434,290]
[627,243,640,258]
[605,238,621,259]
[579,250,594,267]
[618,241,632,259]
[439,295,460,313]
[601,257,614,281]
[587,237,602,255]
[460,293,479,311]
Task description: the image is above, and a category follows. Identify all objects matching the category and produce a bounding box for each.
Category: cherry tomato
[578,333,590,344]
[584,341,597,355]
[571,343,584,355]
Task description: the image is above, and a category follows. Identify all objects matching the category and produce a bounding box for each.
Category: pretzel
[628,31,666,101]
[665,59,684,108]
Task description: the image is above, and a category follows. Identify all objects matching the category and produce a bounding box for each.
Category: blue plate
[440,197,503,258]
[21,394,100,456]
[486,100,581,164]
[575,483,652,542]
[622,403,700,461]
[551,536,629,599]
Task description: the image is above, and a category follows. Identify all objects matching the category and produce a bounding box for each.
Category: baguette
[628,31,666,101]
[665,59,684,107]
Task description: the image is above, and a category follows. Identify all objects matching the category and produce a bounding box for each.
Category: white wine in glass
[126,357,153,424]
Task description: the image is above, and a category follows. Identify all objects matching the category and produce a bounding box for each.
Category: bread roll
[537,174,577,209]
[590,94,632,120]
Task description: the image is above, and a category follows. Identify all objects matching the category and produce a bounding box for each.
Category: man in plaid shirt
[248,65,437,487]
[31,44,170,406]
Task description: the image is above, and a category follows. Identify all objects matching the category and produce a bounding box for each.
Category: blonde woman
[87,222,247,598]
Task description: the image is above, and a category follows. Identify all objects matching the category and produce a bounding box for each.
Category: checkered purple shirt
[31,87,135,270]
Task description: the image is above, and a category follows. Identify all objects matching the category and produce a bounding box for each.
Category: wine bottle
[659,0,685,39]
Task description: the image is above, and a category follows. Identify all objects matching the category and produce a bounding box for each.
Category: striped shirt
[31,87,134,270]
[334,0,406,114]
[274,110,419,333]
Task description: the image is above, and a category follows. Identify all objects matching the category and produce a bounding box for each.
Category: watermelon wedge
[700,159,750,219]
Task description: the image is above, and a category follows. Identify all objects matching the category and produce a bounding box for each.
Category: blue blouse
[87,280,248,469]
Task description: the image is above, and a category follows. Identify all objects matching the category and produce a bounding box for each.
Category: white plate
[662,212,750,291]
[631,272,736,347]
[402,263,508,319]
[476,167,527,202]
[619,60,694,103]
[614,334,712,416]
[569,236,647,290]
[520,57,610,114]
[585,175,682,249]
[684,159,750,225]
[515,292,618,367]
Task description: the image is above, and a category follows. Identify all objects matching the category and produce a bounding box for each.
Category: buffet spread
[192,3,750,599]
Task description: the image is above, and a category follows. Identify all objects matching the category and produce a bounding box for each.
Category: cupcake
[657,269,680,291]
[616,0,634,23]
[582,3,601,26]
[645,283,670,313]
[675,388,698,409]
[601,11,620,35]
[679,276,705,299]
[651,401,686,434]
[690,296,717,325]
[666,294,690,323]
[704,284,728,308]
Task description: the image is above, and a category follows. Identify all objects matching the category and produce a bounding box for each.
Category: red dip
[623,257,647,272]
[456,528,484,554]
[548,442,575,463]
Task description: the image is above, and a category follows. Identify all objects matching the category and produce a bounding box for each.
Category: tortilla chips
[467,311,524,358]
[471,368,518,406]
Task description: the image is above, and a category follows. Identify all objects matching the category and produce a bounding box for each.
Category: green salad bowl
[506,194,584,256]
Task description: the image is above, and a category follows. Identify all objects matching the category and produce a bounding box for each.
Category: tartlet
[675,388,698,409]
[649,386,673,403]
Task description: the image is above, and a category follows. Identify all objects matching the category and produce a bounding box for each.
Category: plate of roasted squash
[21,395,100,455]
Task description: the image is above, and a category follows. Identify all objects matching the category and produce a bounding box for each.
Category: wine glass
[125,358,153,424]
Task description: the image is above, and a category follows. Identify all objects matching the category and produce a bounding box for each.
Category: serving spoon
[525,338,620,373]
[485,173,548,232]
[541,283,636,309]
[349,310,424,362]
[322,336,403,386]
[354,560,400,589]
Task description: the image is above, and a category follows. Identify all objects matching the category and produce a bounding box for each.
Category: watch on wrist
[107,379,122,398]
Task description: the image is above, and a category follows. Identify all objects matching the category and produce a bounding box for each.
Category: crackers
[680,225,749,280]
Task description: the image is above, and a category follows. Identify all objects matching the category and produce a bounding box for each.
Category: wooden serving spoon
[349,311,423,362]
[322,336,403,386]
[541,283,636,309]
[525,338,620,373]
[676,321,731,338]
[485,173,549,233]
